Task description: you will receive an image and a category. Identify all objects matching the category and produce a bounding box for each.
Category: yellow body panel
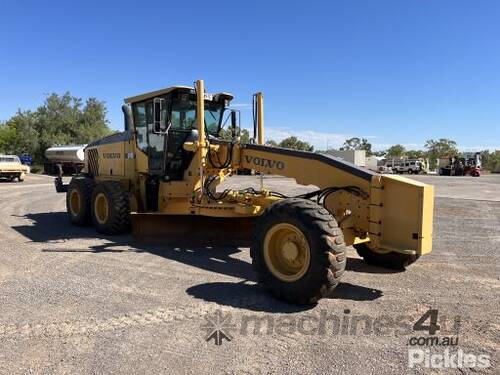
[95,142,125,177]
[378,175,434,254]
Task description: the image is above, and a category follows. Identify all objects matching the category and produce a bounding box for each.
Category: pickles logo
[245,156,285,170]
[102,152,121,159]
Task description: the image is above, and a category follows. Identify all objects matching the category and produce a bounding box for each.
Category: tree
[265,139,278,147]
[424,138,458,169]
[219,127,251,143]
[371,150,386,157]
[0,121,18,154]
[406,149,425,159]
[340,137,372,156]
[0,92,113,164]
[481,150,500,172]
[385,144,406,157]
[277,136,314,151]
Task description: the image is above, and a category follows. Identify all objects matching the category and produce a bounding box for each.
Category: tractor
[56,80,434,304]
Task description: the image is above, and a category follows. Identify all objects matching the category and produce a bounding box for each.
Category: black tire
[354,242,420,270]
[91,181,130,234]
[66,177,96,226]
[251,198,347,304]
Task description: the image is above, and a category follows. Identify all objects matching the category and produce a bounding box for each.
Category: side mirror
[153,98,167,134]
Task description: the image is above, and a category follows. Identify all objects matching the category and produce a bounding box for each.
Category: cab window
[171,99,197,130]
[133,103,148,152]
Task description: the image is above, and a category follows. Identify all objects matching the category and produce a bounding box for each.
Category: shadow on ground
[346,257,402,274]
[187,281,382,313]
[12,211,383,312]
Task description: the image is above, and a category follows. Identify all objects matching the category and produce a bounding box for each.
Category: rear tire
[67,177,96,226]
[251,198,347,304]
[354,242,420,270]
[91,181,130,234]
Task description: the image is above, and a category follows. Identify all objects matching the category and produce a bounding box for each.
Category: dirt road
[0,174,498,374]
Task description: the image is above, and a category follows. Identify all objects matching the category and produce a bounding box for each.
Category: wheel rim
[94,192,109,225]
[69,190,81,217]
[263,223,311,282]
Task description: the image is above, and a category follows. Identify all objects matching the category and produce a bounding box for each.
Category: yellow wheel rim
[69,190,81,217]
[94,192,109,225]
[263,223,311,282]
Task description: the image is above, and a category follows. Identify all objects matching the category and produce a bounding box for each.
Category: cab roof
[124,85,234,104]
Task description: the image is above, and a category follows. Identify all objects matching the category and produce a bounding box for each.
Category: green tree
[488,151,500,172]
[340,137,372,156]
[481,150,500,172]
[0,121,18,154]
[385,144,406,157]
[277,136,314,151]
[371,150,386,157]
[265,139,278,147]
[406,149,425,159]
[1,92,113,163]
[219,127,251,143]
[424,138,458,169]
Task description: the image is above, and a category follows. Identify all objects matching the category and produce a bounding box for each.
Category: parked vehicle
[19,154,33,165]
[377,165,393,174]
[386,158,428,174]
[44,145,86,175]
[438,153,481,177]
[0,155,29,182]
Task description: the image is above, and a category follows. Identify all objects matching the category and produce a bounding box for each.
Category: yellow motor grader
[57,80,434,304]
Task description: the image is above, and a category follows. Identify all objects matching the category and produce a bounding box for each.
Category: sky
[1,0,499,151]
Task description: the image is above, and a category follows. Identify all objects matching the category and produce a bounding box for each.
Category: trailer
[44,145,86,175]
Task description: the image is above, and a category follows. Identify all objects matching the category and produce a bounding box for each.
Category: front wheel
[91,181,130,234]
[251,198,347,304]
[354,242,420,270]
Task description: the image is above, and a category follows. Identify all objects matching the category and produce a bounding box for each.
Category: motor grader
[57,80,434,304]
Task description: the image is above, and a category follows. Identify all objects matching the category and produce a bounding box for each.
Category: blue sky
[1,0,499,150]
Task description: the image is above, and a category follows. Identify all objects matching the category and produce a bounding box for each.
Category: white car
[0,155,29,182]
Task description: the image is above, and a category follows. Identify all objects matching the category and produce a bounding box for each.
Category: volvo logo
[245,155,285,170]
[102,152,121,159]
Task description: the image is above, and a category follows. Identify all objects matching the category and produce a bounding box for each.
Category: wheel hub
[282,240,299,262]
[69,190,80,216]
[263,223,311,282]
[94,193,109,225]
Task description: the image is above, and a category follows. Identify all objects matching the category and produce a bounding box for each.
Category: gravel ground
[0,173,498,374]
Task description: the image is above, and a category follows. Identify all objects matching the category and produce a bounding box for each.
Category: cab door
[132,100,167,211]
[163,97,198,181]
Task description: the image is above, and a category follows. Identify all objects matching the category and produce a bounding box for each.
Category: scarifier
[55,80,434,304]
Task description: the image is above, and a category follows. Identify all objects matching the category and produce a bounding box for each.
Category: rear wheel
[66,177,96,225]
[91,181,130,234]
[354,242,420,270]
[251,198,347,304]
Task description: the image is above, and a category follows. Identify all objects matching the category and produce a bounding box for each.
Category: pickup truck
[0,155,29,182]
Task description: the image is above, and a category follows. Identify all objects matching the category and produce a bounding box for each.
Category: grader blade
[131,213,255,247]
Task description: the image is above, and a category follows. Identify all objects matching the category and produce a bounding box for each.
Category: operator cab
[125,86,233,210]
[125,86,233,180]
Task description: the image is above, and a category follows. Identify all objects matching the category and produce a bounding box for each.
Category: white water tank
[44,145,86,163]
